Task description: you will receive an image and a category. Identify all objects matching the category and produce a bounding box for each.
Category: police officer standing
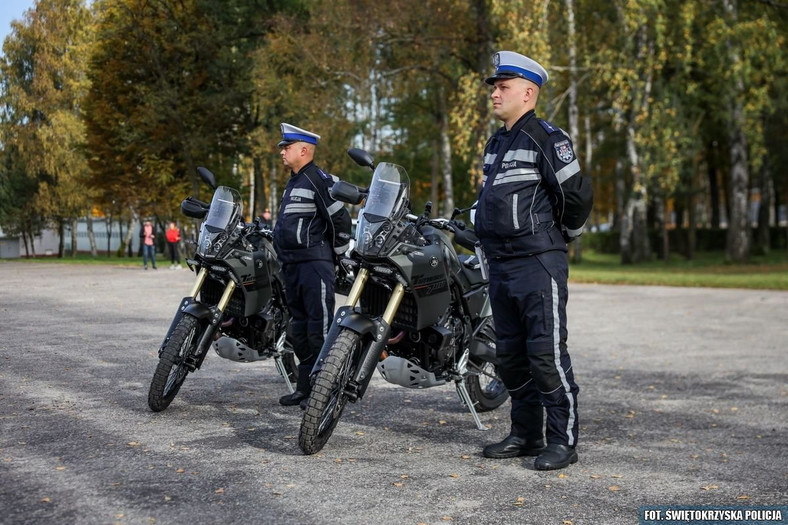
[273,123,352,408]
[475,52,593,470]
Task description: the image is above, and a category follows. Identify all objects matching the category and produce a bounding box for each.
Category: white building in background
[0,219,154,258]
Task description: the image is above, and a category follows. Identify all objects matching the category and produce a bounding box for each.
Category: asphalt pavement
[0,262,786,525]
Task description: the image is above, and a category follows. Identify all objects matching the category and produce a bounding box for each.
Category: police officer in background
[474,52,593,470]
[273,123,352,408]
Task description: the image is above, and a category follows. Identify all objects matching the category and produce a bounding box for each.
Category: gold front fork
[382,283,405,326]
[217,280,237,312]
[188,267,208,298]
[342,267,404,326]
[344,267,369,307]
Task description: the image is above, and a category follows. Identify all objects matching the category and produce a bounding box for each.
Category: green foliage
[0,0,785,265]
[0,0,94,245]
[83,0,275,216]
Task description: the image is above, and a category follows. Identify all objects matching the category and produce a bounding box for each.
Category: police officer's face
[280,142,302,170]
[491,78,536,127]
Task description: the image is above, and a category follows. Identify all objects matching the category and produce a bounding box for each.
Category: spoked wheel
[466,359,509,412]
[148,314,203,412]
[298,329,359,454]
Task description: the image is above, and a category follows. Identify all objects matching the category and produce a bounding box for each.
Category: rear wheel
[298,329,359,454]
[148,314,204,412]
[466,359,508,411]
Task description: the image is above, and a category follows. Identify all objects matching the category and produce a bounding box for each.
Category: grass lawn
[569,249,788,290]
[4,248,788,291]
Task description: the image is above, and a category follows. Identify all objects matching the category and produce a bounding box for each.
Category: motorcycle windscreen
[355,163,409,257]
[204,186,243,233]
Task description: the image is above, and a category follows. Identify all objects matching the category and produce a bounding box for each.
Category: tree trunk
[755,154,772,255]
[723,0,750,263]
[269,157,279,224]
[431,141,439,212]
[70,218,78,257]
[708,153,721,229]
[124,217,135,258]
[566,0,584,264]
[621,123,650,263]
[58,219,65,258]
[105,215,112,256]
[687,189,697,261]
[659,197,669,262]
[438,92,454,218]
[614,158,624,232]
[22,229,31,257]
[87,214,98,257]
[254,155,265,219]
[248,164,256,220]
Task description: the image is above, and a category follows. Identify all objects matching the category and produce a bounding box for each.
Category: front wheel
[148,314,204,412]
[466,359,509,412]
[298,329,359,454]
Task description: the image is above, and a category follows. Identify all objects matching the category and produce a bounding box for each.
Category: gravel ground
[0,262,786,525]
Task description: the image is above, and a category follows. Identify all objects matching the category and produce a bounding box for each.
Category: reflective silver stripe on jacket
[512,194,519,229]
[283,203,317,214]
[492,168,541,186]
[501,148,538,163]
[290,188,315,200]
[555,159,581,184]
[565,224,585,238]
[327,201,344,215]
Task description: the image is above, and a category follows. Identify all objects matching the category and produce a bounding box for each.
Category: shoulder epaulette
[538,119,562,135]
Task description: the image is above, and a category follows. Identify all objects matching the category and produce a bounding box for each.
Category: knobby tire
[147,314,202,412]
[298,329,359,454]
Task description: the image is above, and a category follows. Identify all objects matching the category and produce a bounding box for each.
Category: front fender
[311,307,381,376]
[182,301,212,320]
[158,299,213,356]
[337,310,378,337]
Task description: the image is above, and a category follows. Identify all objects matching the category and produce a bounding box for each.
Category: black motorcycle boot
[279,363,312,407]
[483,434,546,458]
[279,390,308,406]
[485,401,545,458]
[534,444,578,470]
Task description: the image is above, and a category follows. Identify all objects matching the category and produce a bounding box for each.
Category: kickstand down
[455,349,488,431]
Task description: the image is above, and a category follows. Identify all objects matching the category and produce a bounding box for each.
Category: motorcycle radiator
[376,355,445,388]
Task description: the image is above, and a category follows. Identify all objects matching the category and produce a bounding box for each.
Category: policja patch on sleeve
[554,139,575,163]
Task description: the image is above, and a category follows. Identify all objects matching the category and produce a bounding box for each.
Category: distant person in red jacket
[165,222,182,269]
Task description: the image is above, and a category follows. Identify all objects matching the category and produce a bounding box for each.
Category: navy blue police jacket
[475,110,593,259]
[273,161,352,265]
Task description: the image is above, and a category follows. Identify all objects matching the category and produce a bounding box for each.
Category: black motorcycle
[147,167,297,412]
[298,149,508,454]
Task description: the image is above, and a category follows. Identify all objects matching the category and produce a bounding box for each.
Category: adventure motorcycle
[298,149,508,454]
[147,167,297,412]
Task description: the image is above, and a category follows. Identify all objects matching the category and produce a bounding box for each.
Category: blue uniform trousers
[282,260,335,392]
[488,250,579,447]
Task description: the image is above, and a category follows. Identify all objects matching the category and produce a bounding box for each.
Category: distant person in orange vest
[166,222,182,269]
[139,220,157,270]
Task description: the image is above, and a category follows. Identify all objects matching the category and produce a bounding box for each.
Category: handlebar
[404,213,479,251]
